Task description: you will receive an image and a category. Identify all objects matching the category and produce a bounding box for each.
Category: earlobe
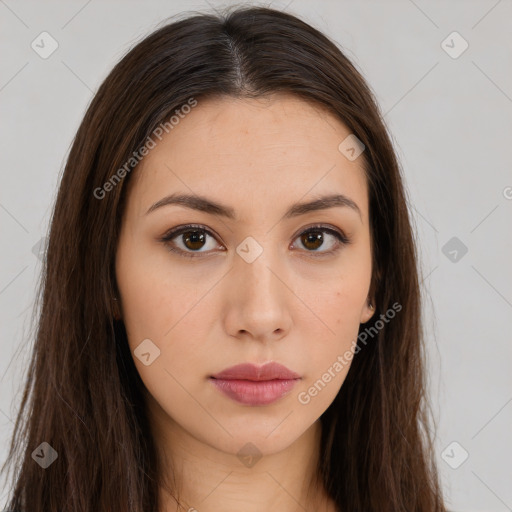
[361,299,375,324]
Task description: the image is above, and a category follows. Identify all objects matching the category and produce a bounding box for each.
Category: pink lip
[209,362,301,406]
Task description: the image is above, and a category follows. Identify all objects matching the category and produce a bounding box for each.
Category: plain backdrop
[0,0,511,510]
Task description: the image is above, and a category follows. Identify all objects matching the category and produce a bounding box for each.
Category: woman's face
[115,94,374,457]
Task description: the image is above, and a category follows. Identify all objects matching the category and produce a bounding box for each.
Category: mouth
[209,377,300,406]
[209,361,301,406]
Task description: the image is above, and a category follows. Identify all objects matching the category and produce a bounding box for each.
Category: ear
[360,298,375,324]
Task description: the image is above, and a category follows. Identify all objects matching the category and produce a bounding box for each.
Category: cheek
[304,288,362,368]
[116,241,215,402]
[116,237,206,349]
[295,263,371,405]
[310,264,370,341]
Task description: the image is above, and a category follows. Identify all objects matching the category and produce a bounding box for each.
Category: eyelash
[159,223,351,259]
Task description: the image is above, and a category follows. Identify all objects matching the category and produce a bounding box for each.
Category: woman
[2,5,446,511]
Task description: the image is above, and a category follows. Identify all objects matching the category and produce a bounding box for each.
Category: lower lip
[209,378,300,406]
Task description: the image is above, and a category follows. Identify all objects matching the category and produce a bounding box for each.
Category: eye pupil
[302,231,323,250]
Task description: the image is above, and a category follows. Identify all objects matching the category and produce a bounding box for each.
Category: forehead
[124,93,369,222]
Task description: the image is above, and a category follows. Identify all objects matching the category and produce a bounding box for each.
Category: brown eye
[160,225,222,258]
[293,226,349,256]
[300,231,324,251]
[180,230,207,251]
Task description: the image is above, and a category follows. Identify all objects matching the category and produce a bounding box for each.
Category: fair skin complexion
[115,94,375,512]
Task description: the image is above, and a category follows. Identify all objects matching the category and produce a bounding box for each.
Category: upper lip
[210,362,301,381]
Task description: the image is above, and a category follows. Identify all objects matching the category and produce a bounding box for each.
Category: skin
[115,93,375,512]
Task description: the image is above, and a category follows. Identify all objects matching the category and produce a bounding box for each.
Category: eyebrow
[145,192,362,222]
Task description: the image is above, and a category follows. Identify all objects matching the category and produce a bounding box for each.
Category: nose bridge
[236,239,283,305]
[227,237,291,339]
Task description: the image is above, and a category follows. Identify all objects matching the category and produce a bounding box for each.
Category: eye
[291,224,350,256]
[159,223,350,259]
[159,224,223,259]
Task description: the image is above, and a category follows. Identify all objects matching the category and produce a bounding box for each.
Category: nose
[223,247,293,343]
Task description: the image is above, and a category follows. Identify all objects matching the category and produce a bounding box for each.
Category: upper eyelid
[161,224,220,244]
[160,223,346,242]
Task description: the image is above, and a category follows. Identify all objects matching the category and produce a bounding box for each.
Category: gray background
[1,0,511,510]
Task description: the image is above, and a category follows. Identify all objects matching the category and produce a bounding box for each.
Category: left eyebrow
[145,192,362,222]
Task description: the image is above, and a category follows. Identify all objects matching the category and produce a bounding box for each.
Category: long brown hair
[2,6,445,511]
